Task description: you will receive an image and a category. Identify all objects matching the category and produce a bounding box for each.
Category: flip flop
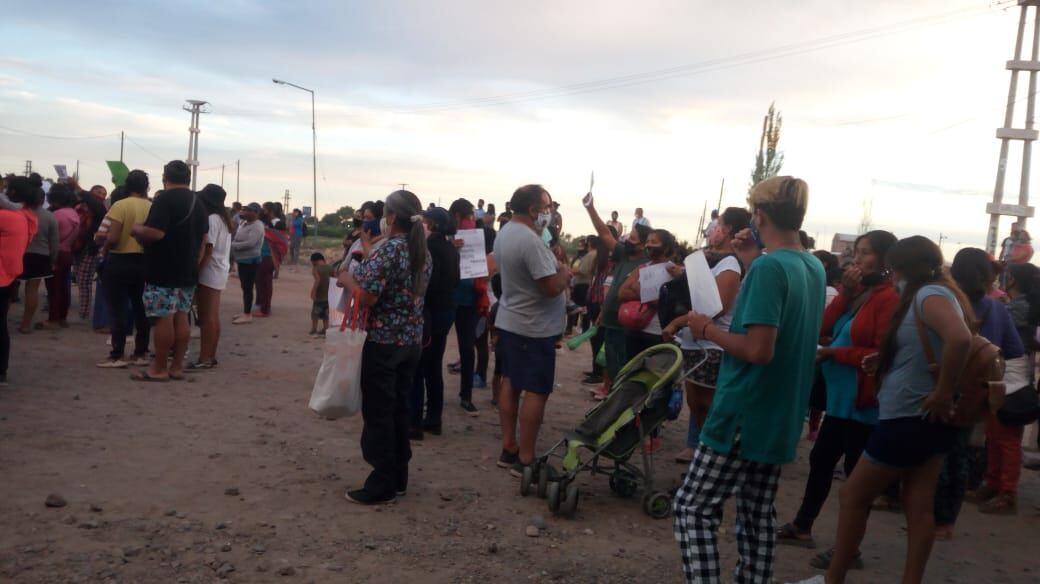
[169,373,187,381]
[777,522,817,548]
[130,371,170,383]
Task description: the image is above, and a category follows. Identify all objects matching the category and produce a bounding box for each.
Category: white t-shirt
[678,254,742,351]
[825,286,839,308]
[199,215,232,290]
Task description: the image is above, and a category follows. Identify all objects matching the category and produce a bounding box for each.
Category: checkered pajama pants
[75,253,100,319]
[673,442,781,584]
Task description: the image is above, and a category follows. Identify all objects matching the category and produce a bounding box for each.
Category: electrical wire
[399,1,1015,113]
[123,136,167,163]
[0,125,120,140]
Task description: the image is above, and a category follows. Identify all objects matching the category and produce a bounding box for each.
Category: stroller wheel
[537,463,550,498]
[608,470,639,499]
[547,480,562,513]
[642,491,673,520]
[560,481,580,517]
[520,465,535,497]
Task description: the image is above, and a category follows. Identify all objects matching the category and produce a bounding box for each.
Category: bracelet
[701,323,711,339]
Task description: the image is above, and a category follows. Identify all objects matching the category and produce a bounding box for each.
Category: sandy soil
[1,263,1038,583]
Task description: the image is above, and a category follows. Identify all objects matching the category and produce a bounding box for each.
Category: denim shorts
[497,329,557,394]
[864,416,956,468]
[143,284,196,318]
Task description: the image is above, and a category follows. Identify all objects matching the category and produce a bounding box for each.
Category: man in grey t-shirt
[492,184,571,474]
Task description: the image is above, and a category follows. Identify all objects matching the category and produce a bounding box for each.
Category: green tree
[750,102,784,188]
[319,204,355,229]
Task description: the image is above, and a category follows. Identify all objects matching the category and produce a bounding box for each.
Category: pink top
[53,207,80,254]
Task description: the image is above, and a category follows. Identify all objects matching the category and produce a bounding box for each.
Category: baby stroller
[520,343,688,519]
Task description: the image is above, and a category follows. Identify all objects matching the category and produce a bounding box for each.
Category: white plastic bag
[309,291,367,419]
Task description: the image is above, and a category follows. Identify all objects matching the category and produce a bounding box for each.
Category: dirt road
[1,264,1037,583]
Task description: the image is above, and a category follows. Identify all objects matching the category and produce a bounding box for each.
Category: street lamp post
[272,78,318,236]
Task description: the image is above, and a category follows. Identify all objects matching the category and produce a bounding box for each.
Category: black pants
[475,318,489,381]
[0,282,10,377]
[793,416,875,532]
[410,309,454,428]
[625,330,661,363]
[360,341,421,498]
[454,305,477,401]
[103,253,150,359]
[237,262,258,313]
[587,303,603,375]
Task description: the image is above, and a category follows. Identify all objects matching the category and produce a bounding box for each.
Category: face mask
[895,279,907,294]
[379,217,388,234]
[459,217,477,230]
[536,211,552,231]
[619,239,640,257]
[645,245,664,260]
[363,218,381,235]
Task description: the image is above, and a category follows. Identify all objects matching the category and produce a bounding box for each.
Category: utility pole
[120,131,124,163]
[284,189,291,212]
[75,160,79,181]
[24,160,31,176]
[182,99,210,191]
[220,164,225,188]
[715,178,725,213]
[986,1,1040,255]
[399,183,409,190]
[235,160,240,203]
[939,232,947,250]
[696,200,708,247]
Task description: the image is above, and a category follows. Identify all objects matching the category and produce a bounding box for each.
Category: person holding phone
[776,231,898,567]
[674,176,824,583]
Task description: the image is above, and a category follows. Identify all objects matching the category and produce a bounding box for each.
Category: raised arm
[582,193,618,252]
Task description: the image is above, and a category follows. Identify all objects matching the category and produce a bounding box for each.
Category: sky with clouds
[1,0,1033,254]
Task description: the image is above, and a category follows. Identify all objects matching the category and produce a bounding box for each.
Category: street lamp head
[272,79,286,85]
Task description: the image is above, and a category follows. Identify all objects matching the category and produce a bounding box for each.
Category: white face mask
[895,279,908,294]
[536,211,552,232]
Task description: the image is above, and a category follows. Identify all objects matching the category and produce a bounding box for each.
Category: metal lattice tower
[987,1,1040,255]
[182,100,210,191]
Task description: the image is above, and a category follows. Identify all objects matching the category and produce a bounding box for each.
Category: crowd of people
[3,163,1039,584]
[0,161,305,383]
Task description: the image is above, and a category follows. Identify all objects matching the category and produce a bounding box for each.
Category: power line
[124,136,167,163]
[399,1,1015,113]
[0,125,120,140]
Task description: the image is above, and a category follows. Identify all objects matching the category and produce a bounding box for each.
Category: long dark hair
[877,236,974,378]
[588,235,610,275]
[857,230,898,288]
[385,190,428,295]
[950,247,993,304]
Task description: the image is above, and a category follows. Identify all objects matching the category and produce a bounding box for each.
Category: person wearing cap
[129,161,209,382]
[231,202,264,324]
[188,184,233,369]
[409,206,460,440]
[95,170,152,368]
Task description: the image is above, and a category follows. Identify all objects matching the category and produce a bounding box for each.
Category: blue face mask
[362,218,381,235]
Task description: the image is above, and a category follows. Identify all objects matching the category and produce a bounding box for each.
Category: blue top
[701,249,826,465]
[292,216,304,238]
[879,285,962,420]
[973,296,1025,360]
[822,312,879,425]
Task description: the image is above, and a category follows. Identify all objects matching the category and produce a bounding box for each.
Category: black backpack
[656,252,742,331]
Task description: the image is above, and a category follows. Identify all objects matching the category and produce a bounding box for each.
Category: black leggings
[237,262,258,313]
[454,306,477,401]
[793,416,874,532]
[0,282,10,377]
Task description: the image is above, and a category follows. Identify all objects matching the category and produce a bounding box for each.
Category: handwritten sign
[456,229,489,279]
[638,262,674,303]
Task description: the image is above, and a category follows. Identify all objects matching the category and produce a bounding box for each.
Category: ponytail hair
[385,190,429,295]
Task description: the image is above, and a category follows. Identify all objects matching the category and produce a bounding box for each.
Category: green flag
[106,161,129,187]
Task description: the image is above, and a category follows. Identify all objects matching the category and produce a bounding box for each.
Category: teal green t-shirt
[700,249,826,465]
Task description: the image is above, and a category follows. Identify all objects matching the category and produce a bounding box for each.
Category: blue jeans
[687,416,701,449]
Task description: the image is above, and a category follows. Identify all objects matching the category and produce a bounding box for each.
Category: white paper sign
[685,251,723,318]
[54,164,68,180]
[638,262,674,304]
[456,229,489,279]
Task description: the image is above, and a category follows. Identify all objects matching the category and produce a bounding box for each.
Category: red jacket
[821,280,899,407]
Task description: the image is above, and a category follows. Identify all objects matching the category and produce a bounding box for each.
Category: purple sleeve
[996,301,1025,359]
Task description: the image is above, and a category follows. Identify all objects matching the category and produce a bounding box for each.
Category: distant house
[831,233,858,265]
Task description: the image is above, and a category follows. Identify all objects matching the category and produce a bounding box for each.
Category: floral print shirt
[354,235,432,346]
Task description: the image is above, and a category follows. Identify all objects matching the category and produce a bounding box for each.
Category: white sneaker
[232,314,252,325]
[96,358,129,369]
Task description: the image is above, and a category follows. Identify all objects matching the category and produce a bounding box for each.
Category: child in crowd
[309,252,330,336]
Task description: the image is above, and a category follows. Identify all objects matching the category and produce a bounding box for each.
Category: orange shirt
[0,208,38,286]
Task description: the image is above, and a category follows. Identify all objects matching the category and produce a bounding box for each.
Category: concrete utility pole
[182,99,210,191]
[120,131,124,163]
[236,160,240,203]
[284,189,291,212]
[220,164,225,188]
[24,160,31,176]
[987,1,1040,255]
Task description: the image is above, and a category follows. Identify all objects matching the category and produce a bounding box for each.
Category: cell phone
[749,222,765,249]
